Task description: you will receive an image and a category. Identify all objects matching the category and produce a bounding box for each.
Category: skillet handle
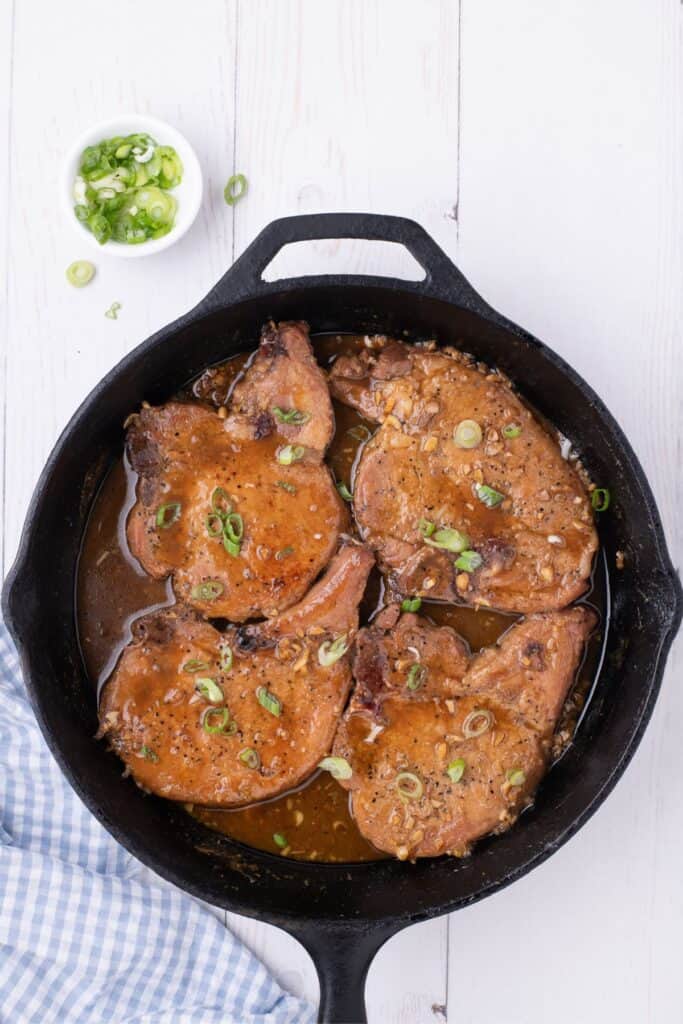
[197,212,491,314]
[289,920,398,1023]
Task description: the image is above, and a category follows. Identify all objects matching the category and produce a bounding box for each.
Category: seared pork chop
[98,543,374,806]
[127,321,346,620]
[329,340,598,613]
[331,604,596,859]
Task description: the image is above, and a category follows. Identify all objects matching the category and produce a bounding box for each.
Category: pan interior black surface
[3,214,680,1024]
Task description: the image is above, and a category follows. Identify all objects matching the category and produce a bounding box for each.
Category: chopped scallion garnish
[446,758,466,783]
[191,580,224,602]
[336,481,353,502]
[453,420,482,449]
[273,832,288,848]
[424,527,469,553]
[139,744,159,763]
[591,488,611,512]
[454,550,483,573]
[406,663,427,691]
[224,173,248,206]
[401,597,422,613]
[275,546,294,560]
[277,480,297,494]
[156,503,181,529]
[219,644,233,672]
[183,659,209,673]
[502,423,522,439]
[318,635,349,666]
[473,483,505,508]
[211,487,232,515]
[66,260,95,288]
[256,686,281,717]
[206,513,224,537]
[507,768,526,787]
[418,518,436,538]
[347,424,372,442]
[318,756,352,780]
[239,747,260,769]
[395,771,423,801]
[277,444,305,466]
[272,406,310,425]
[104,301,121,320]
[463,708,494,738]
[202,706,231,734]
[196,677,224,703]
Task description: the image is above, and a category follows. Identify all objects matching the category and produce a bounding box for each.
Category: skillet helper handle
[290,920,397,1024]
[197,212,490,313]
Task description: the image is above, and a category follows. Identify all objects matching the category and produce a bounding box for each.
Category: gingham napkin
[0,620,314,1024]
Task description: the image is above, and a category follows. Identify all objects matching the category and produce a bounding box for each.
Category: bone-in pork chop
[127,321,346,620]
[98,543,374,806]
[331,604,596,858]
[329,340,598,613]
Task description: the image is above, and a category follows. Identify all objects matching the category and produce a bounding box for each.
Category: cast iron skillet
[3,214,681,1023]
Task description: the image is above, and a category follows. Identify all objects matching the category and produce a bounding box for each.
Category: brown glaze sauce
[77,333,607,863]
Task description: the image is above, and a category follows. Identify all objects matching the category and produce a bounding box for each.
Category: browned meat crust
[98,543,374,806]
[329,340,598,613]
[126,321,346,620]
[332,605,596,858]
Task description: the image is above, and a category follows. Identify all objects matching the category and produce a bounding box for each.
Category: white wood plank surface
[1,1,681,1021]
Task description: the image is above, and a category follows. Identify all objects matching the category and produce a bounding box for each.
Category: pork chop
[329,340,598,613]
[331,604,596,859]
[98,543,374,806]
[127,321,346,620]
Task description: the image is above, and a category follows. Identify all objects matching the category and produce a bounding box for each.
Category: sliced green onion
[239,747,260,769]
[336,481,353,502]
[182,659,209,673]
[591,488,611,512]
[219,644,233,671]
[224,512,243,542]
[454,550,483,573]
[211,487,232,515]
[256,687,281,717]
[396,771,423,801]
[196,677,224,703]
[446,758,466,783]
[318,635,349,666]
[104,301,121,320]
[474,483,505,508]
[139,744,159,763]
[424,527,469,553]
[401,597,422,613]
[453,419,482,449]
[418,518,436,538]
[273,832,287,848]
[277,444,305,465]
[272,406,311,425]
[206,512,224,537]
[406,663,427,691]
[502,423,522,439]
[224,173,248,206]
[224,537,241,557]
[318,756,353,780]
[507,768,526,787]
[202,706,231,734]
[191,580,224,602]
[463,708,494,738]
[275,546,294,560]
[277,480,297,494]
[66,260,95,288]
[347,424,372,442]
[156,502,181,529]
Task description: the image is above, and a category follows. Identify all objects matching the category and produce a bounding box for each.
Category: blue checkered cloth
[0,620,314,1024]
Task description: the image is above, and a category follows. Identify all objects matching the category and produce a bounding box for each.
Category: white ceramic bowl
[62,114,203,258]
